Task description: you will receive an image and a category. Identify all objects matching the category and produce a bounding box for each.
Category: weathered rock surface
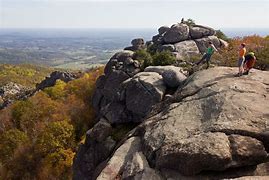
[123,72,166,118]
[163,23,189,44]
[93,53,184,124]
[173,40,200,60]
[147,22,228,62]
[92,50,141,121]
[73,119,116,180]
[96,137,141,180]
[122,151,163,180]
[0,82,34,109]
[195,36,221,54]
[189,25,216,39]
[158,26,170,35]
[162,69,187,88]
[141,67,269,176]
[74,67,269,180]
[144,65,186,76]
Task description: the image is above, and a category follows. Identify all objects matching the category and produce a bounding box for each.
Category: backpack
[245,53,255,61]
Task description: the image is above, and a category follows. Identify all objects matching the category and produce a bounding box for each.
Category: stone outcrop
[73,119,116,180]
[36,71,77,90]
[73,22,268,180]
[74,67,269,180]
[92,52,186,124]
[163,23,190,44]
[0,82,34,109]
[147,22,228,62]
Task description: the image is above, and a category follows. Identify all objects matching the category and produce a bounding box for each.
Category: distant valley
[0,29,155,69]
[0,28,268,70]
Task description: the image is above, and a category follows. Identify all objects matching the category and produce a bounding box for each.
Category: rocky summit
[73,22,269,180]
[149,23,228,61]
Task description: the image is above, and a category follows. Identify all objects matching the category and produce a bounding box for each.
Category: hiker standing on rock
[243,52,256,75]
[196,41,218,69]
[237,43,246,76]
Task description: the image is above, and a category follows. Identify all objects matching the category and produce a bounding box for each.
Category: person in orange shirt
[237,43,246,76]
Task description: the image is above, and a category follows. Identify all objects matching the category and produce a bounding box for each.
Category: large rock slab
[144,65,185,75]
[124,72,166,119]
[156,132,232,175]
[162,69,187,88]
[96,137,141,180]
[174,40,201,60]
[73,120,116,180]
[141,67,269,176]
[145,65,187,88]
[75,67,269,180]
[122,151,163,180]
[190,25,216,39]
[195,36,221,53]
[163,23,189,44]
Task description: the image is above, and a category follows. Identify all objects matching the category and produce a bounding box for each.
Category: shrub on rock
[133,49,153,69]
[152,51,176,66]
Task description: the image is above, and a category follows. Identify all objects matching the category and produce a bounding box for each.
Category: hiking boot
[235,73,243,77]
[243,71,249,75]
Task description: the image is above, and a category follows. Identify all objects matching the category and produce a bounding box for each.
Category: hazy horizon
[0,27,268,38]
[1,0,269,29]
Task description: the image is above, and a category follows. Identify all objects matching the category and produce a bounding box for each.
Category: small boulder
[158,26,170,35]
[131,38,145,47]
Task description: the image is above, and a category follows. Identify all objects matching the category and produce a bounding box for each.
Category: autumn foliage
[214,35,269,70]
[0,67,103,179]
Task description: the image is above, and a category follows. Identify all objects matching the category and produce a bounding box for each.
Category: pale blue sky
[1,0,269,29]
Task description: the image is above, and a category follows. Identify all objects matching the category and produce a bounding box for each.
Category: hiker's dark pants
[196,53,212,69]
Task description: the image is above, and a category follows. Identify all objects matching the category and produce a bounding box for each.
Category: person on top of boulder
[243,52,256,75]
[237,43,246,76]
[195,41,218,69]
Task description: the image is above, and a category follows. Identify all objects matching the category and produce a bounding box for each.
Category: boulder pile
[75,67,269,180]
[150,23,228,61]
[73,22,269,180]
[92,50,187,124]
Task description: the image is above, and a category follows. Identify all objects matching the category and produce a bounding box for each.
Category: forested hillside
[0,64,53,87]
[0,67,103,179]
